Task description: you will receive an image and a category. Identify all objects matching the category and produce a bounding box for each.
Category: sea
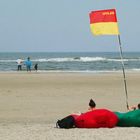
[0,52,140,73]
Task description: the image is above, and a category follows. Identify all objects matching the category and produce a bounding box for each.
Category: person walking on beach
[16,58,23,71]
[25,57,32,72]
[34,63,38,72]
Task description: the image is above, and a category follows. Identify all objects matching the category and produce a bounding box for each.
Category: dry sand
[0,72,140,140]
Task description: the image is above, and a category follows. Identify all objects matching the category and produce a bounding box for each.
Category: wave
[46,57,107,62]
[0,57,140,63]
[0,60,16,62]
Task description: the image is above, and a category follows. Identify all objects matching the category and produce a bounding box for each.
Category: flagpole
[117,35,129,110]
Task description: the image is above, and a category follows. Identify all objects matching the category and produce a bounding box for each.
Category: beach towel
[115,110,140,127]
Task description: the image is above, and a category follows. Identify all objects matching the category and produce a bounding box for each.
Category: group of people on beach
[57,98,140,128]
[88,99,140,112]
[16,57,38,72]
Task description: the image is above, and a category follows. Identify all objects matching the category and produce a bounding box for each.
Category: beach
[0,72,140,139]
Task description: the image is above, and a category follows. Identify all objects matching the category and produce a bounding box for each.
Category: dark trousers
[27,66,31,72]
[17,65,22,71]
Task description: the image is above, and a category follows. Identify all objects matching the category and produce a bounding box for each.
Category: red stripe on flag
[89,9,117,24]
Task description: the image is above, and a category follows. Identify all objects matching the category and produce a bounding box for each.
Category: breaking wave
[0,57,140,63]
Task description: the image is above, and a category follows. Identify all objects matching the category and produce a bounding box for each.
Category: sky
[0,0,140,52]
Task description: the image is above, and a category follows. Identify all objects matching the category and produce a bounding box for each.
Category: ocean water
[0,52,140,73]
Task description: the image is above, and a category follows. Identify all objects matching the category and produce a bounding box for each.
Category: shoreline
[1,70,140,74]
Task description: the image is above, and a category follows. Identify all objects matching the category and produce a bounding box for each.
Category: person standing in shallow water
[25,57,32,72]
[16,58,23,71]
[34,63,38,72]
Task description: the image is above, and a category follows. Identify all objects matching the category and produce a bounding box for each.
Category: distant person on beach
[88,99,96,111]
[25,57,32,72]
[16,58,23,71]
[128,103,140,111]
[34,63,38,72]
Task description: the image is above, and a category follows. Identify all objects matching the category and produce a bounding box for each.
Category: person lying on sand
[72,98,96,115]
[128,103,140,111]
[88,99,96,111]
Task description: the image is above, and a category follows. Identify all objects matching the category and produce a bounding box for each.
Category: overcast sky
[0,0,140,52]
